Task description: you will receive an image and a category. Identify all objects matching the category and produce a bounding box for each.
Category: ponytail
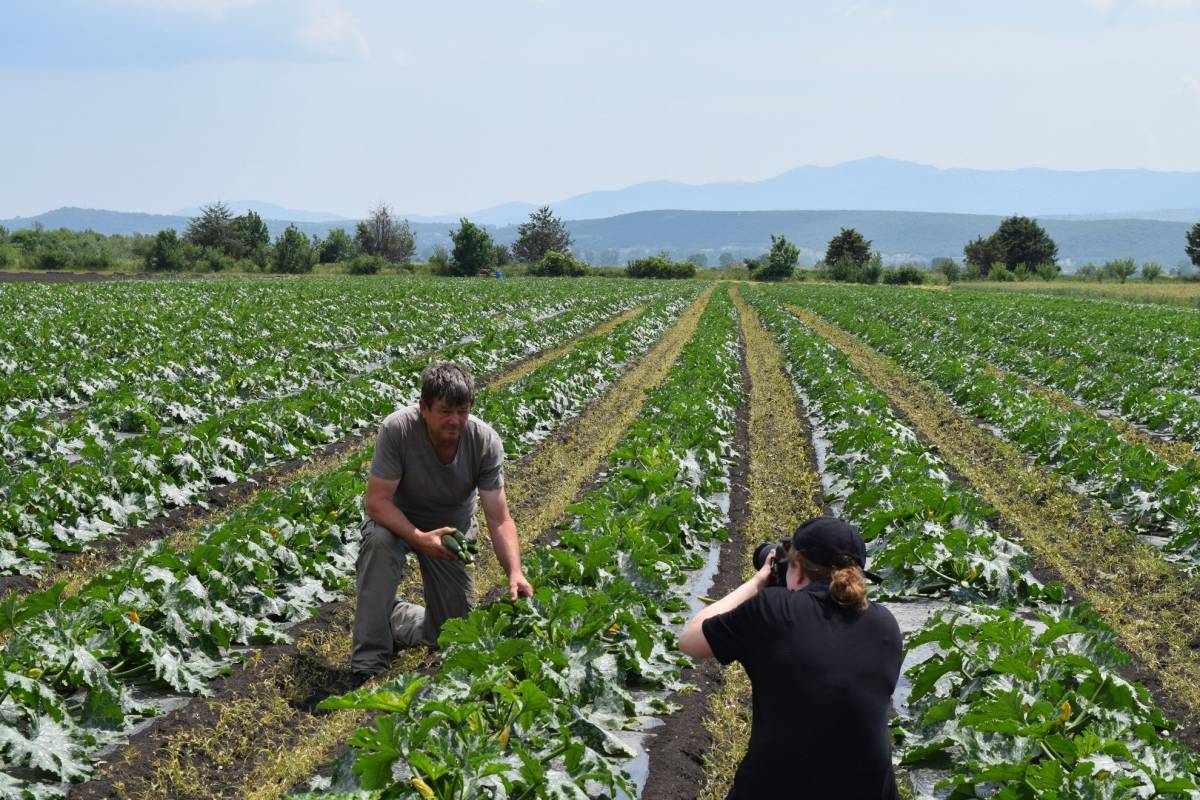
[791,552,869,610]
[827,555,868,610]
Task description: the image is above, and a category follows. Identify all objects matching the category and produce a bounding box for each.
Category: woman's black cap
[791,517,882,582]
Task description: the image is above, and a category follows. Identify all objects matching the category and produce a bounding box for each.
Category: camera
[752,539,791,587]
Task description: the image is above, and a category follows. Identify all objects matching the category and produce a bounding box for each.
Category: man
[351,362,534,678]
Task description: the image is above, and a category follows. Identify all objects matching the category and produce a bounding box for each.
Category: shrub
[882,265,926,285]
[1102,257,1137,283]
[34,248,71,270]
[273,225,316,274]
[625,255,696,279]
[345,254,386,275]
[319,228,355,264]
[991,265,1016,282]
[529,250,587,277]
[754,234,798,281]
[449,218,496,276]
[195,247,236,273]
[1141,262,1164,282]
[1035,262,1060,281]
[933,258,961,283]
[428,246,452,275]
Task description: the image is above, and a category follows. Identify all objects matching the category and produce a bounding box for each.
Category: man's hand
[412,527,458,560]
[507,570,534,600]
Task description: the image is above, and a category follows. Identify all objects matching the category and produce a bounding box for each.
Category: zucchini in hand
[441,530,479,564]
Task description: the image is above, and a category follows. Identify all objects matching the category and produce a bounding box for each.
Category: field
[957,278,1200,309]
[3,275,1200,799]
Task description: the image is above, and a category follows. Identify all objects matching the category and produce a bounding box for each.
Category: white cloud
[298,0,371,60]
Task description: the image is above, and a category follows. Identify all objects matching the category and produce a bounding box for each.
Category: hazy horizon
[2,1,1199,219]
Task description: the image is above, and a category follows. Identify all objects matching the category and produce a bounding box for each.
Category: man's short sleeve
[369,420,404,481]
[477,425,504,491]
[701,592,772,667]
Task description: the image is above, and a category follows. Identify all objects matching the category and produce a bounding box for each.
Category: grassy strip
[696,289,824,800]
[91,290,714,800]
[789,304,1200,724]
[980,363,1199,468]
[486,302,650,390]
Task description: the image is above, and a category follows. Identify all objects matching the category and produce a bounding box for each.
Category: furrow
[694,288,824,800]
[788,303,1200,729]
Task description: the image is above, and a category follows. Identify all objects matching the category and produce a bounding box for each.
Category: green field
[3,275,1200,799]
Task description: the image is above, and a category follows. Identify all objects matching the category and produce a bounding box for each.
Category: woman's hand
[753,550,776,590]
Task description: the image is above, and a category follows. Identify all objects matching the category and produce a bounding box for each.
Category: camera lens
[752,541,778,571]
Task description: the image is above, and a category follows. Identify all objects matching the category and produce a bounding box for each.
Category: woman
[679,516,902,799]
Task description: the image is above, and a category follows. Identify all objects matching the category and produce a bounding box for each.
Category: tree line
[3,208,1199,281]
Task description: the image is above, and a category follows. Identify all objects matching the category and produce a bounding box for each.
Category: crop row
[0,278,621,417]
[0,287,698,797]
[0,281,653,481]
[292,291,741,799]
[770,284,1200,563]
[0,285,689,575]
[745,287,1200,797]
[818,286,1200,449]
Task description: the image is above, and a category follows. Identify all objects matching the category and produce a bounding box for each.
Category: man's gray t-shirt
[368,406,505,534]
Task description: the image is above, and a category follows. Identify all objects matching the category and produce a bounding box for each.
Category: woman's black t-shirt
[701,581,903,799]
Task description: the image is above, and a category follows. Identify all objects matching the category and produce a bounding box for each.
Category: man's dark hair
[420,362,475,408]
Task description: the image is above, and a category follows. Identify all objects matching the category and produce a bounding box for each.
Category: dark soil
[0,271,158,283]
[640,321,754,800]
[70,600,364,800]
[0,431,374,599]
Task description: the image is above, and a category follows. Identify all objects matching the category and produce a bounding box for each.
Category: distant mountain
[449,158,1200,226]
[0,207,383,240]
[5,206,1190,269]
[171,201,348,222]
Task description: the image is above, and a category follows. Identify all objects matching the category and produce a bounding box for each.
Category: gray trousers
[350,518,476,675]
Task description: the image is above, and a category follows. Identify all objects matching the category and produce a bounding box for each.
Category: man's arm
[479,487,533,600]
[678,554,774,659]
[365,475,455,559]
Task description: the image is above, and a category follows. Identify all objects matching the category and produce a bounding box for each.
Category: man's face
[420,398,471,448]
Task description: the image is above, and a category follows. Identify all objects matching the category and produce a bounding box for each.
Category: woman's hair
[789,550,868,610]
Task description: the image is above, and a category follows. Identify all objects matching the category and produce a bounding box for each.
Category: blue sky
[1,0,1198,218]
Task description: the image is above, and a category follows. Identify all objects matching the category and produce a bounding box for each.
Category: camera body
[752,539,792,587]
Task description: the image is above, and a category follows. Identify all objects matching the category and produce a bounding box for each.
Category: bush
[345,255,386,275]
[1141,262,1164,282]
[933,258,961,283]
[625,255,696,279]
[991,265,1016,282]
[529,250,587,277]
[319,228,355,264]
[72,250,115,271]
[882,265,926,285]
[429,246,452,275]
[449,218,496,276]
[1102,257,1137,283]
[34,248,71,270]
[272,225,316,274]
[1033,262,1059,281]
[195,247,236,273]
[754,234,798,281]
[0,244,15,269]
